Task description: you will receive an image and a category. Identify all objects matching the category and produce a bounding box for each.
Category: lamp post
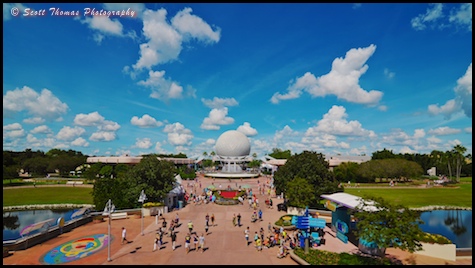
[138,190,147,236]
[104,199,115,262]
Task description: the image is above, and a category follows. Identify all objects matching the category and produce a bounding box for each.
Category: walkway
[2,174,471,265]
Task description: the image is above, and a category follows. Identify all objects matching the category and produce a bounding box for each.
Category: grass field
[3,178,472,208]
[3,187,93,206]
[345,183,472,208]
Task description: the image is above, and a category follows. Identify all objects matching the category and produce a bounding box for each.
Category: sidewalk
[2,174,471,265]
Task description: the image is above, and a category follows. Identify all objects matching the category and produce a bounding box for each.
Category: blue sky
[3,3,472,158]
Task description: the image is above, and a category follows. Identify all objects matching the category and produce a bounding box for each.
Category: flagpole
[139,190,147,236]
[105,199,114,262]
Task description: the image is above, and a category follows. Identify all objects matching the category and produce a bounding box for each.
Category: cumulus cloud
[131,7,220,71]
[74,111,120,142]
[3,123,25,139]
[384,68,395,79]
[163,122,193,146]
[201,97,238,109]
[3,86,68,120]
[273,125,299,144]
[428,63,472,119]
[71,137,89,147]
[171,7,221,44]
[30,125,53,134]
[56,126,86,141]
[449,3,472,31]
[131,114,163,128]
[89,131,117,142]
[137,70,184,101]
[428,126,462,136]
[237,122,258,137]
[465,126,472,133]
[134,137,153,149]
[23,117,45,124]
[200,107,234,130]
[271,44,382,106]
[306,105,376,137]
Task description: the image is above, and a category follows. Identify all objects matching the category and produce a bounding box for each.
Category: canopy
[20,218,55,237]
[320,192,379,212]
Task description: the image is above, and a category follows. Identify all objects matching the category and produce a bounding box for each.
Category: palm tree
[452,145,466,182]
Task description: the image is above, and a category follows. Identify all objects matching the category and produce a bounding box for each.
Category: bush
[293,247,396,265]
[417,232,452,244]
[143,202,164,208]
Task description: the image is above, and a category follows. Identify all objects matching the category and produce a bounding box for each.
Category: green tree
[353,195,425,254]
[273,150,338,208]
[333,162,360,183]
[125,155,177,204]
[371,148,398,160]
[269,148,292,159]
[3,165,19,183]
[451,145,467,182]
[285,177,316,208]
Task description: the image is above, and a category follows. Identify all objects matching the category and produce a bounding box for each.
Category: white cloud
[412,3,472,32]
[56,126,86,141]
[23,117,45,124]
[428,63,472,119]
[131,114,163,128]
[131,7,220,72]
[271,44,383,106]
[138,70,184,101]
[102,3,146,18]
[237,122,258,137]
[378,105,387,111]
[200,107,234,130]
[30,125,53,134]
[134,137,153,149]
[465,127,472,133]
[428,127,461,136]
[154,141,168,154]
[74,111,105,126]
[274,125,299,144]
[3,86,68,120]
[201,97,238,109]
[71,137,89,147]
[399,146,416,154]
[411,3,444,31]
[171,7,221,44]
[448,3,472,31]
[163,122,193,146]
[413,129,425,139]
[306,105,376,137]
[3,123,25,139]
[89,131,117,142]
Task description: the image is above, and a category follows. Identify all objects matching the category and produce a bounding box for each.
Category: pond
[418,209,471,249]
[3,209,79,241]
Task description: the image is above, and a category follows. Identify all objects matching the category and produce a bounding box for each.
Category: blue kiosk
[320,192,379,246]
[291,207,327,247]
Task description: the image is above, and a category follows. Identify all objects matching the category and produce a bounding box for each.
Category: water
[418,210,472,249]
[3,209,472,248]
[3,209,76,241]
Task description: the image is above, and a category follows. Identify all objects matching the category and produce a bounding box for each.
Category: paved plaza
[3,174,471,265]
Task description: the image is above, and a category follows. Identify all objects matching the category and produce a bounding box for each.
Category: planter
[415,242,456,262]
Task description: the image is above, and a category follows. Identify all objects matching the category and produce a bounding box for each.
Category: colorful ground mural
[40,234,109,264]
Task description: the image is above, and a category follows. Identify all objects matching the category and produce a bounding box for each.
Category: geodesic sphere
[215,130,251,157]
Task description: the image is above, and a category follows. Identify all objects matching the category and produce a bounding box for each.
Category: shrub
[143,202,164,208]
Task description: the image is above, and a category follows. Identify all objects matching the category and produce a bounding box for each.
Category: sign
[336,231,348,244]
[138,190,147,203]
[103,199,115,216]
[336,220,349,234]
[325,200,338,211]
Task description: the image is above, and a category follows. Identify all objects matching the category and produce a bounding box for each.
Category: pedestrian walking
[205,213,210,226]
[121,227,129,245]
[244,227,250,246]
[237,213,241,227]
[188,220,194,233]
[260,227,265,242]
[193,233,199,251]
[268,222,272,234]
[205,219,209,234]
[153,231,159,251]
[198,233,205,253]
[171,231,177,250]
[211,213,215,226]
[232,214,237,226]
[258,209,263,221]
[185,233,192,253]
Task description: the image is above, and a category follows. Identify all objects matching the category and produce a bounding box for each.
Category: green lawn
[3,187,93,206]
[345,183,472,208]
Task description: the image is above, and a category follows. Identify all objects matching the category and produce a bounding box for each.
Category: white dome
[215,130,251,157]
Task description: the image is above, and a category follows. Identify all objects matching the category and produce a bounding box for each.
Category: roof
[320,192,379,212]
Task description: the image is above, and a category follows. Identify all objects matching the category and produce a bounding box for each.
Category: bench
[108,212,129,220]
[66,181,83,185]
